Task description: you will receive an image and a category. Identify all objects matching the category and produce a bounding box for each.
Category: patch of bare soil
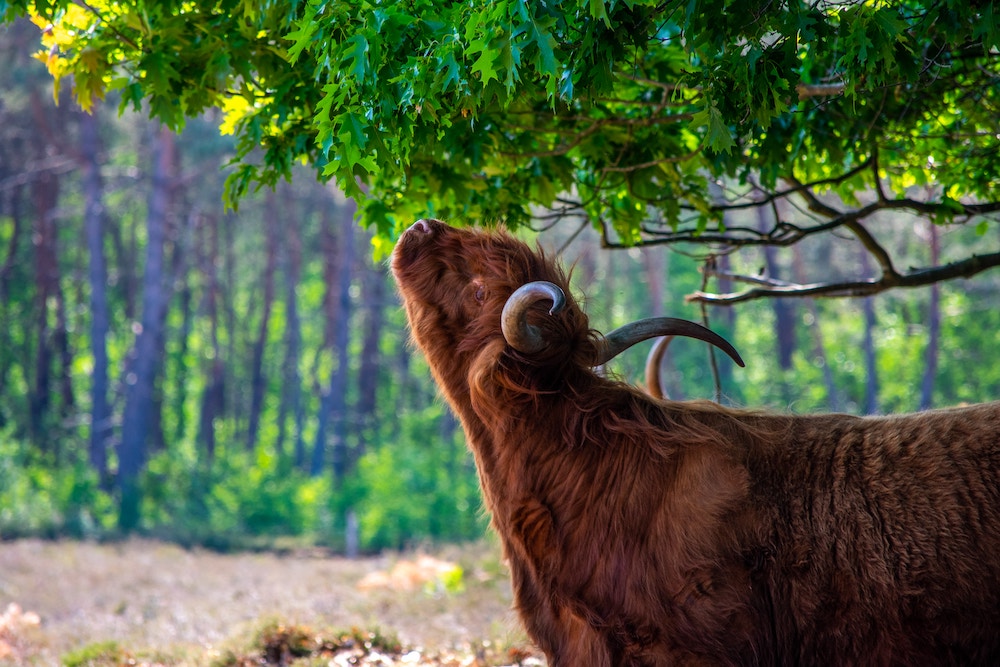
[0,539,540,666]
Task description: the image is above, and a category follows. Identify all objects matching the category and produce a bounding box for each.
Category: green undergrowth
[61,640,196,667]
[0,418,487,555]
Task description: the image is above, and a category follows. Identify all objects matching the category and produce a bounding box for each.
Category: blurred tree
[920,221,941,410]
[3,0,999,302]
[275,185,306,467]
[196,212,225,461]
[246,191,278,450]
[312,200,355,480]
[26,86,75,449]
[356,255,388,460]
[118,125,174,531]
[79,108,111,481]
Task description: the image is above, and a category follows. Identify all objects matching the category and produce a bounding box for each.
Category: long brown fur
[391,219,1000,666]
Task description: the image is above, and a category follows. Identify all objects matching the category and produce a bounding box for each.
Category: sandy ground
[0,538,532,665]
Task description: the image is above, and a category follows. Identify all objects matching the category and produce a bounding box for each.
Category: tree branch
[795,82,846,98]
[845,219,899,281]
[688,250,1000,304]
[503,111,698,159]
[601,147,702,173]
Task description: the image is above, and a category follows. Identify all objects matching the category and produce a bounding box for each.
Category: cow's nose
[410,219,432,234]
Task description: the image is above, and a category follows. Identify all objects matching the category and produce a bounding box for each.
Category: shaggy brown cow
[391,219,1000,666]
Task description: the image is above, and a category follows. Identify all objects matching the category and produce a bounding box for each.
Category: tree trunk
[247,192,279,450]
[310,207,337,476]
[756,206,796,370]
[792,245,841,412]
[28,160,60,446]
[603,239,617,331]
[107,210,137,321]
[710,253,738,397]
[150,203,195,455]
[862,297,879,414]
[169,210,199,447]
[80,109,111,481]
[196,213,224,460]
[118,126,174,532]
[920,222,941,411]
[27,91,75,445]
[641,246,683,399]
[276,186,305,465]
[859,251,879,415]
[173,263,193,444]
[0,187,24,430]
[0,188,21,297]
[329,201,357,485]
[312,198,356,482]
[221,213,240,434]
[702,181,740,400]
[355,254,387,462]
[198,360,226,460]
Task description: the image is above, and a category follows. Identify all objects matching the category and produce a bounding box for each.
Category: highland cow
[391,218,1000,666]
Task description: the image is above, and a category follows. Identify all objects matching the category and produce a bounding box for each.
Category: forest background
[2,7,1000,554]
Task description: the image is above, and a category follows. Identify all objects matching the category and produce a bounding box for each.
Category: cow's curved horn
[594,318,745,368]
[501,281,567,353]
[645,335,674,399]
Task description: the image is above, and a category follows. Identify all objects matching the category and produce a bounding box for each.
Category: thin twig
[701,267,799,288]
[795,82,847,98]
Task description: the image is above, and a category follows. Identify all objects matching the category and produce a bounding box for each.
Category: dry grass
[0,538,537,666]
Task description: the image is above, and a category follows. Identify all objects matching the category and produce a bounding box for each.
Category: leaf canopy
[4,0,999,280]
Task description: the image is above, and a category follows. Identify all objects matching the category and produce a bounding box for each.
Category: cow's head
[391,219,742,399]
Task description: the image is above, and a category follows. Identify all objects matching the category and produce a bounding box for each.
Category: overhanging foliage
[3,0,999,300]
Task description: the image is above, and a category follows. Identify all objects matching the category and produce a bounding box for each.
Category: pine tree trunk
[80,109,111,481]
[792,245,841,412]
[221,213,239,433]
[641,246,684,399]
[173,263,193,445]
[920,222,941,410]
[167,208,200,448]
[756,206,796,370]
[0,187,23,430]
[313,199,356,482]
[118,126,174,531]
[355,256,386,464]
[27,91,74,448]
[276,186,305,466]
[859,251,879,415]
[247,192,279,450]
[28,161,60,446]
[196,213,224,460]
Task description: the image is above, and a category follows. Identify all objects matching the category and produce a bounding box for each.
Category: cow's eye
[473,281,487,304]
